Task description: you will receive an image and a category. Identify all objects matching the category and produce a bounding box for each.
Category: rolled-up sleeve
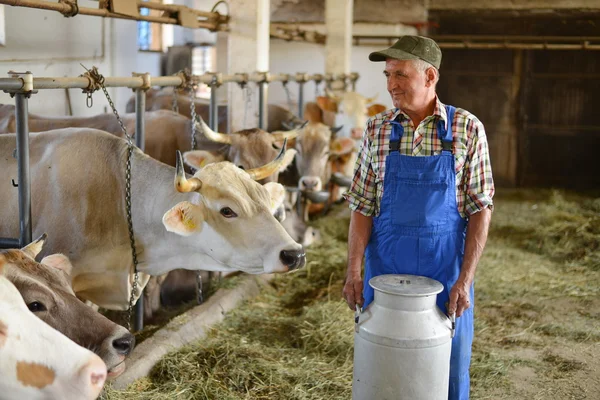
[343,122,378,217]
[462,117,495,217]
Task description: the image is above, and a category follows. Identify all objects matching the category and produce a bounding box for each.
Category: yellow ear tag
[179,208,196,230]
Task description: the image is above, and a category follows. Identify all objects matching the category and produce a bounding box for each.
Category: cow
[0,128,305,311]
[0,255,107,400]
[290,122,357,220]
[125,87,304,132]
[315,90,387,139]
[181,118,300,184]
[0,104,224,169]
[2,236,134,378]
[125,87,229,133]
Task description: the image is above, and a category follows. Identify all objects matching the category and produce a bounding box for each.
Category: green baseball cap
[369,35,442,69]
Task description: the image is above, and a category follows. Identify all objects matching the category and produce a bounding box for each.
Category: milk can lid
[369,274,444,297]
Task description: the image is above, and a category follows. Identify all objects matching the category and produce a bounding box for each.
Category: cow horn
[325,88,342,103]
[271,121,307,142]
[330,125,344,135]
[195,117,232,145]
[246,138,289,181]
[365,94,378,104]
[175,150,203,192]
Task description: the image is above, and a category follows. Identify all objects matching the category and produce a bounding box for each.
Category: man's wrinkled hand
[448,280,471,317]
[342,273,364,311]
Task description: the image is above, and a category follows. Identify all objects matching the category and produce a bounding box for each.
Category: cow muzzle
[279,248,306,271]
[299,176,322,192]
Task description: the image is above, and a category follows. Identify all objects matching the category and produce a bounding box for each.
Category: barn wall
[0,3,161,117]
[436,49,519,187]
[268,40,393,111]
[432,12,600,190]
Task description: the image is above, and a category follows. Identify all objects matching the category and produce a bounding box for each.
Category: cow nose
[78,354,107,399]
[112,332,135,356]
[280,248,306,271]
[299,177,320,191]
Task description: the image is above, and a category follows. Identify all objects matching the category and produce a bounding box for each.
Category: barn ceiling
[270,0,600,30]
[271,0,427,24]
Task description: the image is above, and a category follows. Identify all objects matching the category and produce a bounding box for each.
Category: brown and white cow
[0,128,305,310]
[125,87,303,133]
[0,255,107,400]
[291,122,357,219]
[0,104,223,168]
[182,118,300,184]
[2,237,134,378]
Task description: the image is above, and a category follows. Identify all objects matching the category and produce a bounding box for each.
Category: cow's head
[317,90,385,139]
[0,255,107,400]
[2,237,134,379]
[192,118,300,183]
[294,122,346,192]
[163,146,306,274]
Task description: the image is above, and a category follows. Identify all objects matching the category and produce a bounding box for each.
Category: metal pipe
[258,81,268,130]
[209,83,218,130]
[0,238,20,249]
[0,0,222,30]
[0,74,359,91]
[298,81,305,119]
[133,88,146,332]
[135,90,145,150]
[14,93,32,247]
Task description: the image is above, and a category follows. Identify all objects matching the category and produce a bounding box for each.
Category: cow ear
[263,182,286,215]
[183,150,225,170]
[162,201,205,236]
[279,149,297,173]
[367,104,387,117]
[21,233,47,259]
[41,254,74,276]
[316,96,338,113]
[330,137,356,157]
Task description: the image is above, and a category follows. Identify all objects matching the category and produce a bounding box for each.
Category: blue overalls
[363,106,474,400]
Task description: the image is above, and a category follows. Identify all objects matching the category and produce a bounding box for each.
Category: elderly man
[342,36,494,399]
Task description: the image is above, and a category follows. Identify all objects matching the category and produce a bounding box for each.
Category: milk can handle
[449,312,456,338]
[355,304,362,324]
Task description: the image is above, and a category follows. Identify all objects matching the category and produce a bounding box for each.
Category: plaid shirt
[343,97,494,219]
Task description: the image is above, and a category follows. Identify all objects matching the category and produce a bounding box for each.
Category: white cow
[0,255,107,400]
[0,128,305,310]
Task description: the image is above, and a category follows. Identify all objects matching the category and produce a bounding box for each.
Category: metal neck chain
[195,272,204,304]
[243,84,252,129]
[189,84,198,151]
[89,73,140,332]
[171,87,179,113]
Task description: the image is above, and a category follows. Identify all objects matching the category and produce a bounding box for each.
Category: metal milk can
[352,274,454,400]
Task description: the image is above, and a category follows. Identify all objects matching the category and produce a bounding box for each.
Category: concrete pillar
[219,0,270,132]
[325,0,353,92]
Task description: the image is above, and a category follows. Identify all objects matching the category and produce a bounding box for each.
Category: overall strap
[388,117,404,152]
[437,105,456,153]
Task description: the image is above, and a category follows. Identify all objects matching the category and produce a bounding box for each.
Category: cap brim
[368,49,420,62]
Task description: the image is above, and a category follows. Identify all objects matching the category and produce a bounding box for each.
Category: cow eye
[220,207,238,218]
[27,301,47,312]
[272,143,281,150]
[237,165,245,170]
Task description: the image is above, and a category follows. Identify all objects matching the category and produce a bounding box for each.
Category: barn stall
[0,0,598,399]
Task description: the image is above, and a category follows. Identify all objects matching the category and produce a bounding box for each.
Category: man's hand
[447,280,471,317]
[343,272,364,311]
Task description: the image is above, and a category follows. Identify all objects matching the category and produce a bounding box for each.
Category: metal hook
[86,92,93,108]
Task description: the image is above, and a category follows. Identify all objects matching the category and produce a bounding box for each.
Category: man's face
[384,58,430,112]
